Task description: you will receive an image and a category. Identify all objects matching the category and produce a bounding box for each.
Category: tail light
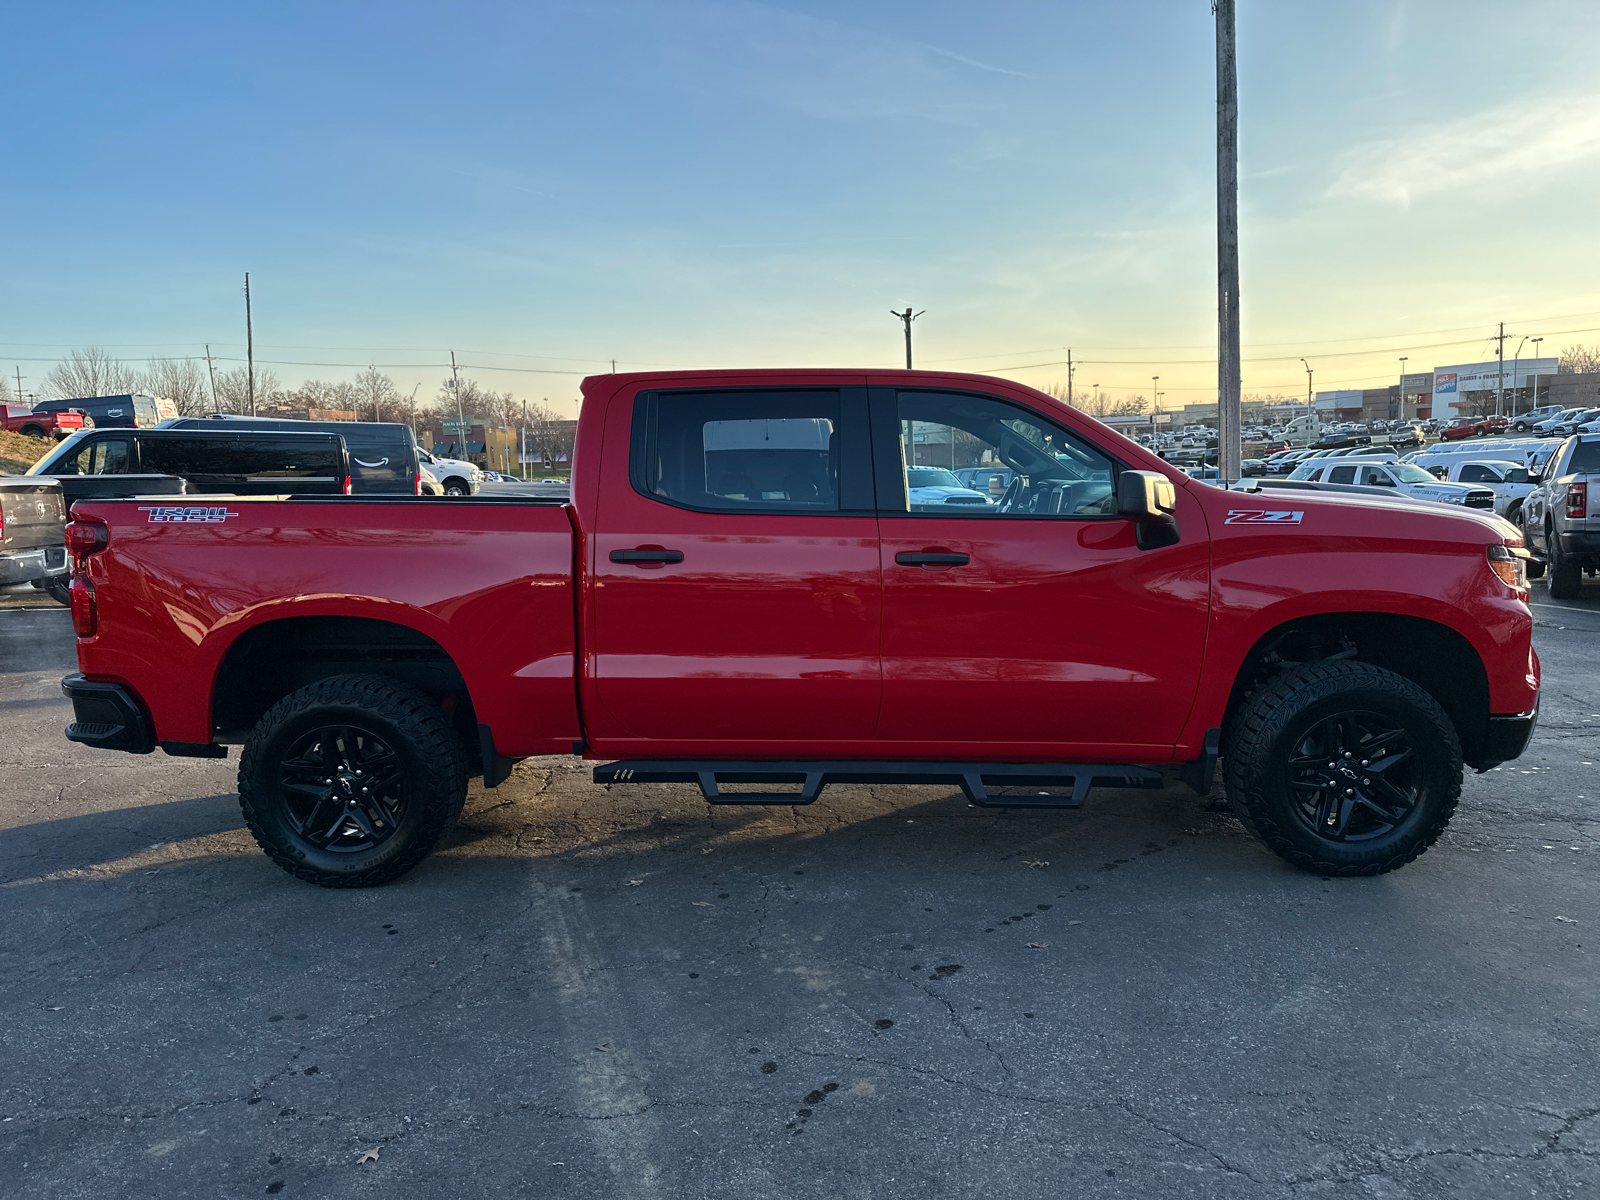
[1567,482,1588,518]
[66,519,109,637]
[1487,544,1528,590]
[413,472,422,496]
[69,576,96,636]
[66,519,108,565]
[343,475,353,495]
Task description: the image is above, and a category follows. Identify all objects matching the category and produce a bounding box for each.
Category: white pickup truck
[1443,460,1536,523]
[417,449,483,497]
[1287,457,1496,510]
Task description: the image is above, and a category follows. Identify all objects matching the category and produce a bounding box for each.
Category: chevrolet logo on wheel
[138,506,241,524]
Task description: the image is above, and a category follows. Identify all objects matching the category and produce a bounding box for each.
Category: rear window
[1570,439,1600,475]
[636,390,843,512]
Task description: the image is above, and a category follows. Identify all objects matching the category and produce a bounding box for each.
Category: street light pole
[891,308,925,369]
[1531,337,1544,407]
[1399,356,1408,420]
[1299,357,1313,414]
[1511,337,1528,416]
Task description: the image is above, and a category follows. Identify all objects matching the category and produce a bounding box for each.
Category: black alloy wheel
[239,674,468,887]
[1225,660,1462,876]
[279,725,404,851]
[1285,711,1419,842]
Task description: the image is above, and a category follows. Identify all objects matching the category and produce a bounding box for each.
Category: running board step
[592,760,1164,808]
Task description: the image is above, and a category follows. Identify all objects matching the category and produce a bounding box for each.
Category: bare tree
[143,357,211,416]
[213,366,283,415]
[1559,344,1600,375]
[43,346,141,400]
[349,367,409,423]
[0,375,12,405]
[287,379,357,415]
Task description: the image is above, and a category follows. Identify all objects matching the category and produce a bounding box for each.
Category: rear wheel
[1224,661,1462,876]
[238,674,467,887]
[18,424,46,438]
[1548,523,1583,599]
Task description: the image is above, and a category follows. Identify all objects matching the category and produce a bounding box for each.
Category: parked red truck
[3,403,85,440]
[60,370,1540,885]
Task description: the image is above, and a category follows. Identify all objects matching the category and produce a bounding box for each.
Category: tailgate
[0,480,67,552]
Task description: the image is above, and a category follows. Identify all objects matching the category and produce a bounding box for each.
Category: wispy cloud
[1330,91,1600,205]
[916,43,1026,78]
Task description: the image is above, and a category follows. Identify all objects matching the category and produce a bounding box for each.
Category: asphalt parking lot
[1,584,1597,1199]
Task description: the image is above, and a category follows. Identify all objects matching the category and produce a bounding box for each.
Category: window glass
[1457,464,1493,482]
[1287,465,1319,480]
[141,437,337,481]
[1391,463,1437,484]
[64,437,132,475]
[893,391,1116,517]
[1360,466,1397,487]
[643,391,840,512]
[1570,439,1600,475]
[1327,465,1357,484]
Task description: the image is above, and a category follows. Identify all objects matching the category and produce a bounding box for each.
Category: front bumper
[0,544,68,585]
[62,674,155,754]
[1479,702,1539,770]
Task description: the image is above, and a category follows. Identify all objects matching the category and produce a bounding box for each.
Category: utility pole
[204,344,219,412]
[244,272,255,416]
[891,307,925,369]
[14,367,24,404]
[1066,349,1074,408]
[1398,356,1408,421]
[1214,0,1242,480]
[1493,321,1507,417]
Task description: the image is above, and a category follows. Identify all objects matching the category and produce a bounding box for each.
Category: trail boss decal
[138,506,241,524]
[1225,509,1304,525]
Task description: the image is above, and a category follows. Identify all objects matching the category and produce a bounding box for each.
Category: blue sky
[5,0,1600,416]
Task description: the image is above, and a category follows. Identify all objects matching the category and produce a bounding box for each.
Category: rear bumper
[62,673,155,754]
[1558,529,1600,560]
[1478,703,1539,770]
[0,544,68,585]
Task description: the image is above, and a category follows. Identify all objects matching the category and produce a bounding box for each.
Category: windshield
[23,429,89,474]
[906,468,965,489]
[1390,464,1437,484]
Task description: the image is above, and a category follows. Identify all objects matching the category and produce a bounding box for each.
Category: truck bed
[70,495,580,755]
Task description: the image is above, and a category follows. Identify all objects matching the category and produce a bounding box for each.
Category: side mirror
[1117,470,1180,550]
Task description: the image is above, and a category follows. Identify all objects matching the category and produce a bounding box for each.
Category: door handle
[610,548,684,564]
[895,551,969,566]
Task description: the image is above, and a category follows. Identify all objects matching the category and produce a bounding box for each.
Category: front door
[590,383,882,747]
[872,385,1211,758]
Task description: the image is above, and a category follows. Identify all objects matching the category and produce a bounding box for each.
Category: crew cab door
[589,382,882,745]
[869,384,1210,758]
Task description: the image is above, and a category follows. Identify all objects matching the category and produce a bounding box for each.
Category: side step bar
[592,760,1164,809]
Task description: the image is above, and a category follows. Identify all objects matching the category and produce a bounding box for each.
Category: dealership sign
[1433,358,1557,397]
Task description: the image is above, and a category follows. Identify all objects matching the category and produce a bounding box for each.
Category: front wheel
[1224,661,1462,876]
[238,674,468,887]
[444,481,469,497]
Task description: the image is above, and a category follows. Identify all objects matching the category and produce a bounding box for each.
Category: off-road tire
[1548,524,1583,599]
[1223,660,1462,876]
[239,674,467,887]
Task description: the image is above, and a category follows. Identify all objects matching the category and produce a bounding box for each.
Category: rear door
[871,384,1210,757]
[589,382,882,746]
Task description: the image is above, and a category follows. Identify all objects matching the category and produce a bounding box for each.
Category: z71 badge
[1225,509,1304,525]
[138,506,241,524]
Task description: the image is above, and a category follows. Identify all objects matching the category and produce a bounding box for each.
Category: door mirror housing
[1116,470,1180,549]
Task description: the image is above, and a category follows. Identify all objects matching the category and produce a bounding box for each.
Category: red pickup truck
[3,403,85,440]
[59,370,1540,886]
